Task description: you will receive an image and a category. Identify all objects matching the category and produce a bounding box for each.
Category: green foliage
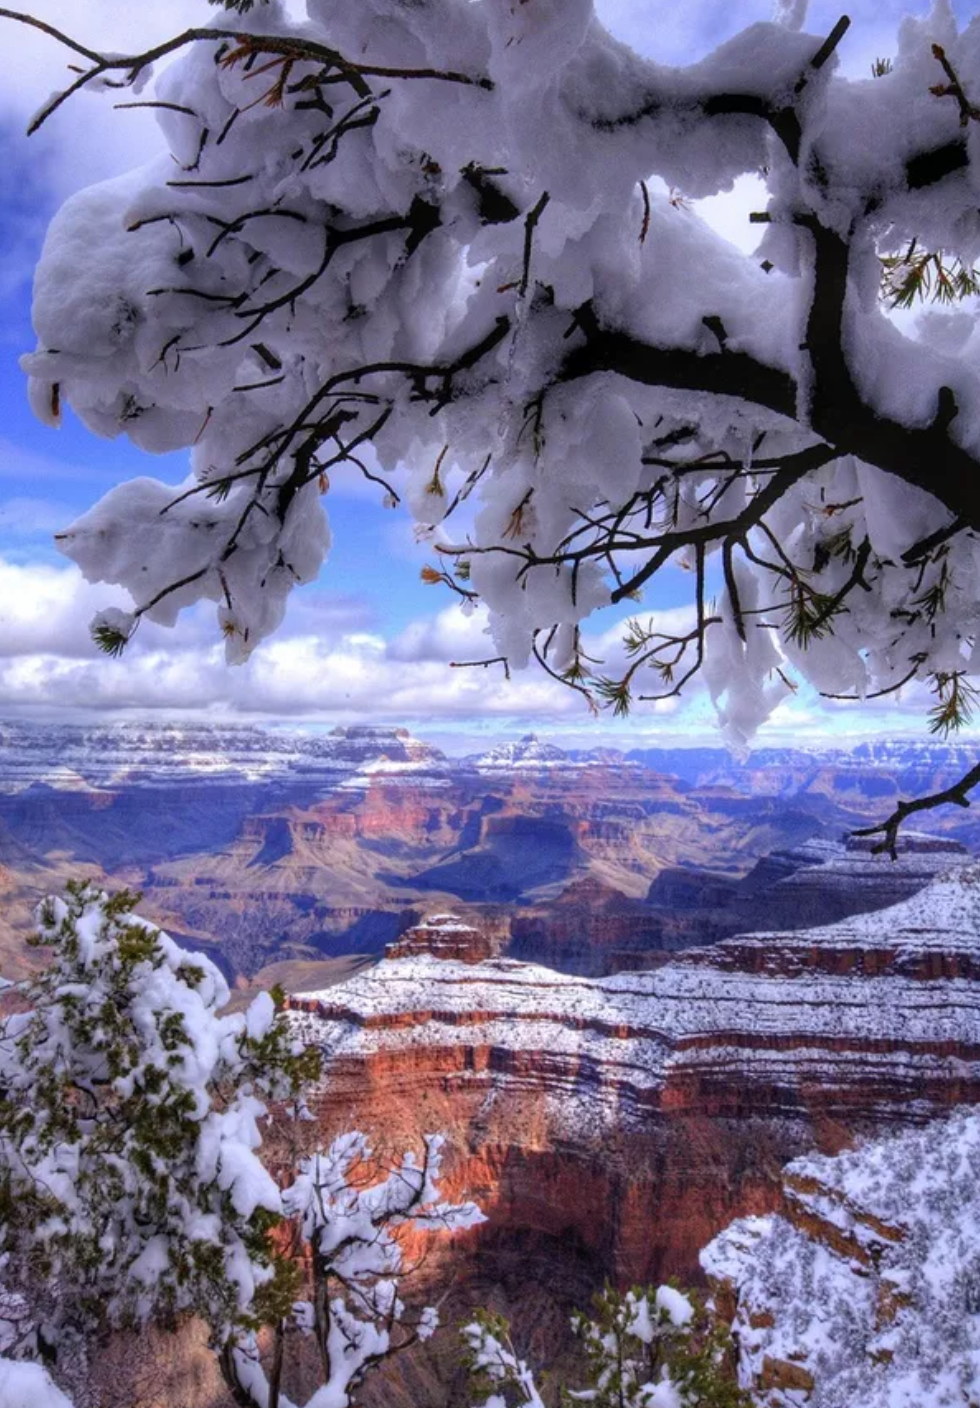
[0,882,319,1358]
[594,674,634,717]
[91,622,130,657]
[927,670,980,737]
[880,240,980,308]
[567,1285,749,1408]
[781,579,841,649]
[465,1284,749,1408]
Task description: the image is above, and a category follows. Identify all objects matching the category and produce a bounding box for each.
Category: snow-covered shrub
[702,1106,980,1408]
[224,1129,485,1407]
[0,883,317,1381]
[0,882,484,1406]
[464,1283,748,1408]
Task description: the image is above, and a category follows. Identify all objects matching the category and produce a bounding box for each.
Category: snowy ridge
[289,863,980,1131]
[467,734,599,773]
[716,856,980,959]
[0,721,979,794]
[0,722,448,792]
[702,1107,980,1408]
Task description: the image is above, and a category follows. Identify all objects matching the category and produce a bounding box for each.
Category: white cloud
[0,629,580,720]
[0,554,953,747]
[0,557,125,658]
[0,437,124,486]
[0,555,574,719]
[387,603,492,663]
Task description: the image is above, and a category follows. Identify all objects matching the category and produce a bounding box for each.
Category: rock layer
[288,864,980,1293]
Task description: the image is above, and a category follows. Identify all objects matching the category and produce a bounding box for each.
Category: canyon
[1,721,978,983]
[277,863,980,1404]
[2,722,978,1406]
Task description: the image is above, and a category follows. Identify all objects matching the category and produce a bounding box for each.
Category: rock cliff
[385,913,500,964]
[2,721,978,982]
[702,1105,980,1407]
[644,832,971,951]
[287,863,980,1298]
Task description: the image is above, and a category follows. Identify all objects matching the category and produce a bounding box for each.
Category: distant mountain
[0,720,977,981]
[0,722,448,792]
[467,733,596,772]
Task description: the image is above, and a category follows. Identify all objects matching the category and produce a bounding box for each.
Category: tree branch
[853,758,980,860]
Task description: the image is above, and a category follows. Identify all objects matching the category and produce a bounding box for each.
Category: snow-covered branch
[220,1129,484,1408]
[7,0,980,783]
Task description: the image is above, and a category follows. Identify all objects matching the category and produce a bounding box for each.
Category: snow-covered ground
[703,1105,980,1408]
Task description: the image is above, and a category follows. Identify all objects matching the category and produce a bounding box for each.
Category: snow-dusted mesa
[0,720,449,793]
[8,0,980,830]
[702,1106,980,1408]
[283,859,980,1291]
[468,734,589,774]
[385,911,499,963]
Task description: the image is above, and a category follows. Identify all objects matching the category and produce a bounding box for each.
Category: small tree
[0,884,482,1408]
[465,1285,748,1408]
[0,882,315,1395]
[225,1130,485,1407]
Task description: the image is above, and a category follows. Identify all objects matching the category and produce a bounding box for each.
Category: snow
[0,885,291,1341]
[18,0,980,736]
[0,721,449,793]
[290,859,980,1140]
[272,1129,483,1408]
[654,1286,694,1328]
[702,1105,980,1408]
[0,1359,73,1408]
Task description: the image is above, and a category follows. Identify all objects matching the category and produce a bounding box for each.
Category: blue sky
[0,0,972,750]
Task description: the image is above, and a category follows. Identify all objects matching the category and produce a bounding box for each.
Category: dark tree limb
[0,7,493,136]
[853,759,980,859]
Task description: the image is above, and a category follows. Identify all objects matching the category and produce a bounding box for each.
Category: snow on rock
[288,858,980,1135]
[0,721,449,793]
[702,1105,980,1408]
[283,859,980,1288]
[468,735,585,774]
[385,913,499,964]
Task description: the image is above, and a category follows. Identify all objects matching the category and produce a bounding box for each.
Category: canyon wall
[703,1106,980,1406]
[289,864,980,1299]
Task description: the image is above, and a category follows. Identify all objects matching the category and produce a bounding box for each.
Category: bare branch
[853,758,980,860]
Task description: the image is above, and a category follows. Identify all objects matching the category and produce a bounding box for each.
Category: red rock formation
[386,913,499,964]
[287,864,980,1298]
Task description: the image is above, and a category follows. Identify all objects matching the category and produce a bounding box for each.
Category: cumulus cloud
[0,553,951,748]
[0,630,579,721]
[0,555,578,720]
[387,604,492,664]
